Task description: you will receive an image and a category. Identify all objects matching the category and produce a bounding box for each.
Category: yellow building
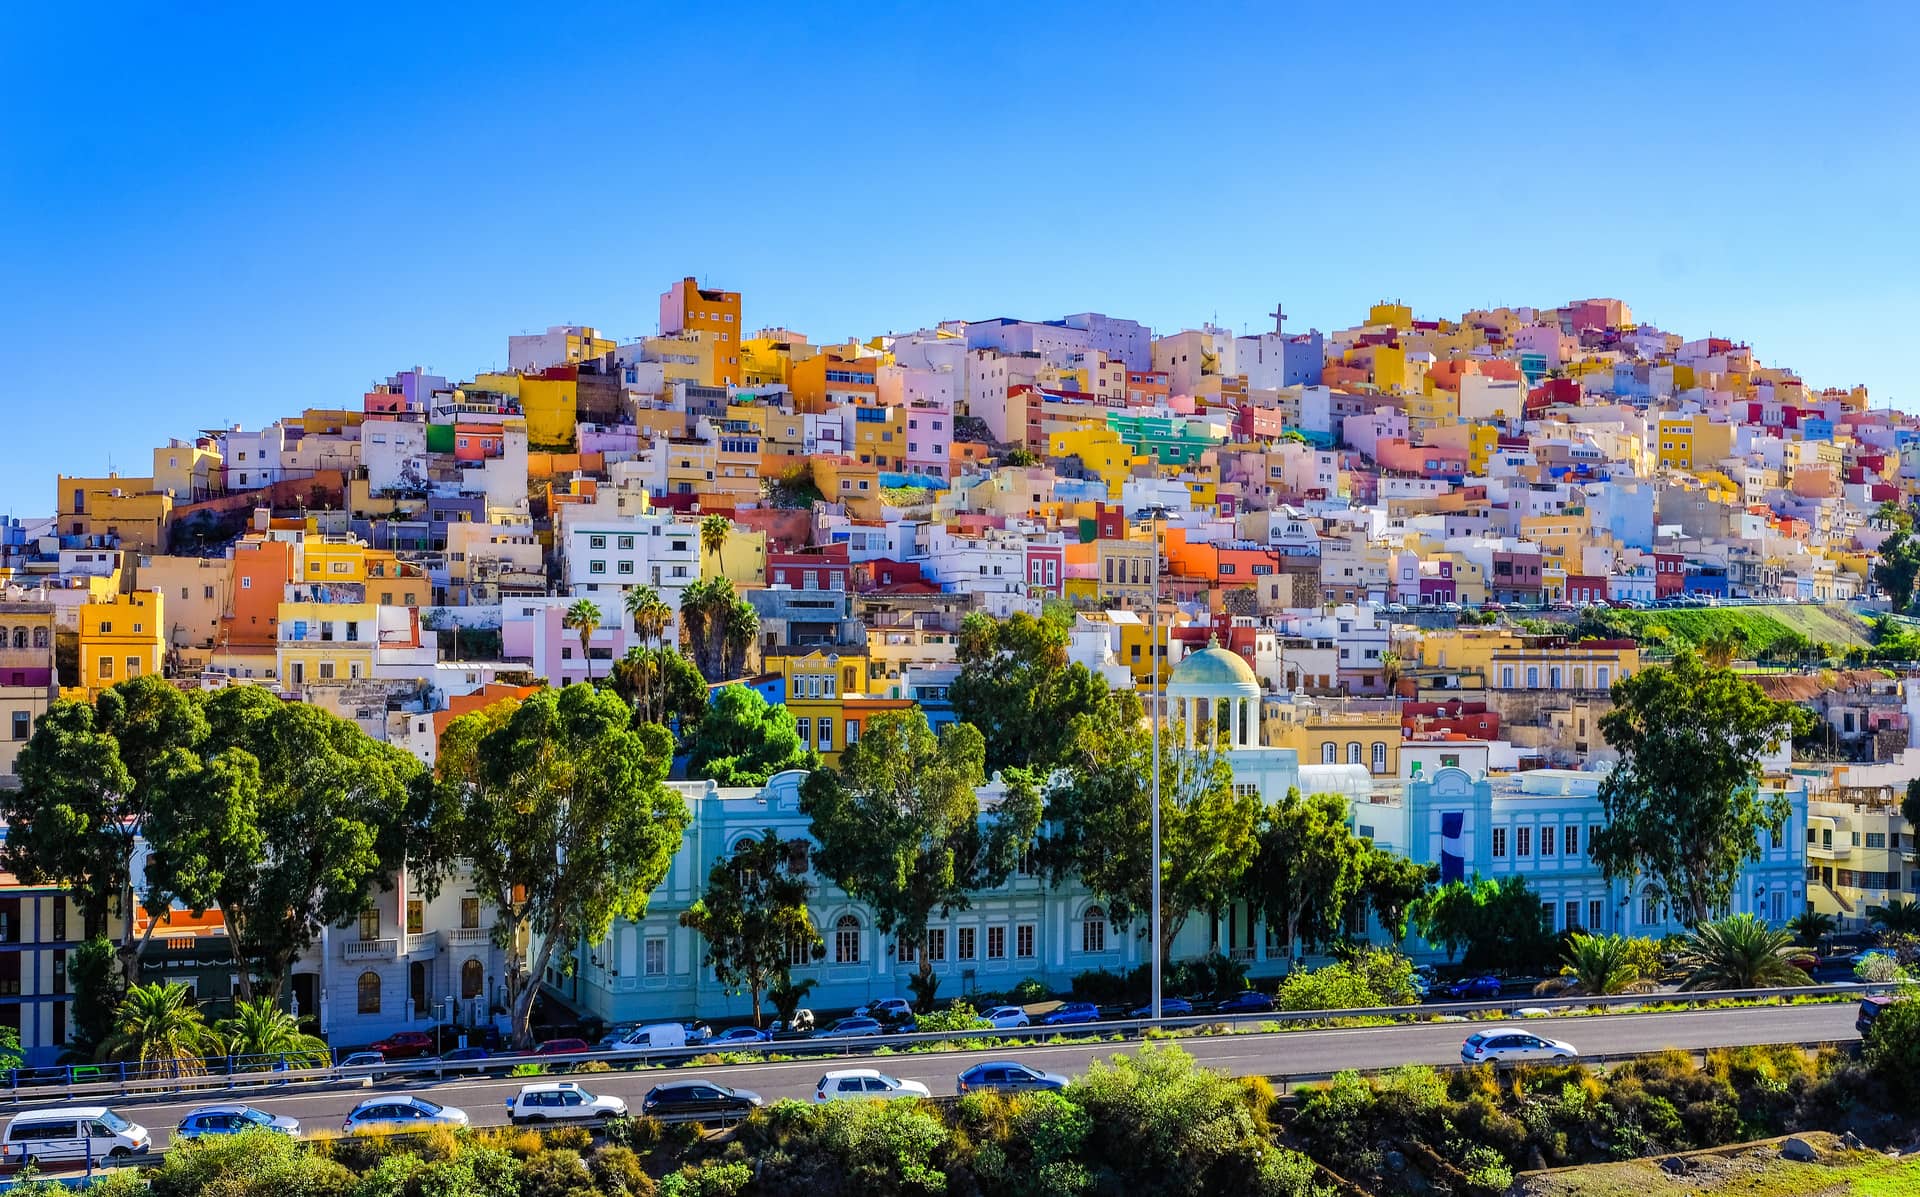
[1414,628,1638,693]
[276,600,378,688]
[1048,424,1142,498]
[78,591,166,695]
[297,540,431,607]
[1655,415,1735,472]
[55,475,174,552]
[740,334,812,388]
[1405,387,1457,434]
[852,405,907,472]
[703,527,767,587]
[778,650,870,764]
[151,440,222,500]
[1264,698,1401,776]
[1368,301,1414,327]
[659,277,743,386]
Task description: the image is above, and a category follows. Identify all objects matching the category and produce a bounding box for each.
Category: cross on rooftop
[1268,303,1286,334]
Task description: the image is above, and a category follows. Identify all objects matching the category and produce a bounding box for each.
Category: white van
[1,1106,151,1167]
[604,1023,688,1055]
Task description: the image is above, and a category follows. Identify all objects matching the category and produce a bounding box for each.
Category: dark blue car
[1215,991,1275,1014]
[1447,975,1503,1000]
[1127,997,1193,1018]
[1042,1002,1102,1026]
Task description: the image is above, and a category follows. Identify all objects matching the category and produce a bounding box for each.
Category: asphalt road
[21,1001,1858,1152]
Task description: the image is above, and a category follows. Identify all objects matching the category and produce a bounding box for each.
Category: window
[1371,742,1387,773]
[460,898,480,929]
[796,717,811,746]
[1640,891,1661,926]
[644,937,667,977]
[1517,827,1532,857]
[461,958,483,999]
[1565,900,1581,930]
[1321,743,1336,763]
[590,561,606,575]
[1526,667,1539,688]
[926,928,946,962]
[1564,825,1579,856]
[1081,907,1107,953]
[1347,742,1362,764]
[357,971,381,1014]
[1589,899,1604,930]
[1867,832,1887,849]
[359,907,380,941]
[957,927,976,960]
[617,535,634,550]
[589,535,606,549]
[617,561,633,575]
[834,915,861,964]
[1016,923,1035,959]
[898,938,917,965]
[406,899,423,936]
[1541,825,1556,856]
[818,717,833,752]
[1491,828,1508,858]
[987,925,1006,960]
[10,712,27,741]
[1500,666,1513,688]
[98,657,113,680]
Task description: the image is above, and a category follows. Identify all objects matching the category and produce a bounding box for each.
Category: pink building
[1344,407,1409,462]
[501,596,631,687]
[903,403,952,479]
[454,423,504,462]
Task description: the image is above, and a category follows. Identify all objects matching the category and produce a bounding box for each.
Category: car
[857,998,914,1022]
[605,1023,690,1054]
[1128,997,1193,1018]
[532,1038,591,1055]
[341,1096,469,1135]
[640,1081,764,1120]
[981,1005,1031,1029]
[596,1021,642,1048]
[337,1050,388,1074]
[1384,603,1409,614]
[175,1104,300,1140]
[1215,991,1275,1014]
[1461,1029,1577,1064]
[435,1047,494,1074]
[506,1081,627,1125]
[1441,601,1463,613]
[682,1022,713,1044]
[368,1031,437,1060]
[815,1016,886,1039]
[957,1062,1069,1095]
[1,1107,150,1168]
[813,1070,931,1103]
[1446,975,1504,1000]
[1859,994,1902,1036]
[1042,1002,1102,1026]
[708,1026,773,1045]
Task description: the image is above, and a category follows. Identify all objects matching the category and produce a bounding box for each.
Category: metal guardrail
[0,981,1886,1108]
[1260,1038,1855,1095]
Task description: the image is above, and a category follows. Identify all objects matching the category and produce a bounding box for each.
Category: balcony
[405,933,438,960]
[343,937,397,962]
[443,927,491,947]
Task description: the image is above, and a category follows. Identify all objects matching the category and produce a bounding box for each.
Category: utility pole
[1143,503,1170,1020]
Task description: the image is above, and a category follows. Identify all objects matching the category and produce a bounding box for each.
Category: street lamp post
[1142,505,1169,1021]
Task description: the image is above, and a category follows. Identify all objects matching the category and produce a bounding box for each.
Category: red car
[533,1038,591,1055]
[368,1031,436,1060]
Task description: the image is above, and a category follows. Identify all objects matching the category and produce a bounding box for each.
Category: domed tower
[1164,637,1262,750]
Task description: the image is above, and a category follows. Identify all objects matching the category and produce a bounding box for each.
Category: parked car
[336,1051,387,1075]
[1215,991,1275,1014]
[640,1081,763,1120]
[435,1048,493,1074]
[1446,975,1504,1000]
[857,998,914,1022]
[605,1023,690,1054]
[368,1031,437,1060]
[532,1038,591,1056]
[708,1026,772,1045]
[681,1022,713,1045]
[506,1081,627,1125]
[1042,1002,1102,1026]
[1859,994,1902,1036]
[1128,997,1193,1018]
[1461,1029,1577,1063]
[596,1022,641,1048]
[816,1016,886,1039]
[981,1005,1031,1029]
[956,1062,1069,1095]
[813,1070,931,1103]
[1,1107,150,1168]
[341,1096,469,1135]
[175,1104,299,1140]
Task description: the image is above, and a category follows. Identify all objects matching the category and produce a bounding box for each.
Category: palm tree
[1676,914,1806,991]
[1534,933,1657,997]
[563,598,603,682]
[623,585,671,649]
[216,997,330,1070]
[98,982,219,1078]
[700,513,732,574]
[1868,900,1920,936]
[724,600,759,678]
[1699,628,1748,669]
[1787,911,1837,949]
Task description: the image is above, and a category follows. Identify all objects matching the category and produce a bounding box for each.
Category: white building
[218,424,288,491]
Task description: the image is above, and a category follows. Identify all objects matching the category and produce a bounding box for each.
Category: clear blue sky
[2,2,1914,518]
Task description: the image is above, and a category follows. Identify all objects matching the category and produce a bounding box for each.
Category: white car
[341,1095,469,1134]
[982,1005,1031,1029]
[857,998,914,1021]
[1461,1028,1577,1064]
[506,1081,627,1125]
[812,1069,932,1103]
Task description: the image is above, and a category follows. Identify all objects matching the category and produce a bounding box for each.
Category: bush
[149,1127,355,1197]
[1070,969,1130,1004]
[956,1089,1092,1197]
[915,1000,992,1034]
[591,1146,656,1196]
[659,1162,753,1197]
[1010,977,1049,1003]
[519,1148,594,1196]
[1066,1043,1282,1196]
[1857,953,1905,983]
[1864,995,1920,1099]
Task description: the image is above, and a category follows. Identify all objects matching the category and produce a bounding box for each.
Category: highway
[18,1001,1860,1150]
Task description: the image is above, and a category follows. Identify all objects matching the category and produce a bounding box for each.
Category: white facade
[559,512,702,613]
[218,425,287,491]
[360,419,429,494]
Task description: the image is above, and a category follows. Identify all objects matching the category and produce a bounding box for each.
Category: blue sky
[2,2,1915,518]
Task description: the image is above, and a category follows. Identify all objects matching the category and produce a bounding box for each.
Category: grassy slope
[1514,1135,1920,1197]
[1608,604,1874,653]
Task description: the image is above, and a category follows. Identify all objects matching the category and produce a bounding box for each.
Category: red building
[769,543,851,591]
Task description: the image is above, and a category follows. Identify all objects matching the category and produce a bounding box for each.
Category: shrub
[1010,977,1049,1003]
[658,1161,754,1197]
[915,1000,992,1034]
[957,1089,1092,1197]
[591,1146,656,1196]
[519,1148,594,1197]
[1067,1043,1281,1196]
[1857,953,1905,983]
[541,1125,596,1153]
[574,1059,613,1073]
[151,1127,355,1197]
[1864,994,1920,1099]
[1070,969,1130,1004]
[1275,961,1384,1012]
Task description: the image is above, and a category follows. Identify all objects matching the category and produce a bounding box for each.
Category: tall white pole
[1149,511,1162,1021]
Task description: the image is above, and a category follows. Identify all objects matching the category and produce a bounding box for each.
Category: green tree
[700,512,732,569]
[1535,933,1656,997]
[622,584,673,649]
[682,686,814,786]
[1875,531,1920,611]
[1698,628,1748,669]
[801,709,1040,1009]
[1869,900,1920,935]
[1040,695,1259,970]
[1246,790,1367,968]
[214,997,330,1068]
[563,598,604,681]
[65,935,122,1061]
[1001,447,1039,467]
[1410,875,1554,971]
[1786,910,1837,948]
[1676,913,1806,990]
[1864,994,1920,1101]
[607,644,708,732]
[99,981,219,1077]
[680,577,757,680]
[950,608,1116,773]
[435,684,688,1046]
[1904,778,1920,838]
[1590,650,1812,925]
[1355,851,1435,943]
[679,830,823,1027]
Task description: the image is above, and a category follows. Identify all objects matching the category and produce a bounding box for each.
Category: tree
[699,513,732,571]
[1040,694,1259,971]
[1001,448,1038,467]
[65,936,122,1062]
[1875,531,1920,612]
[682,686,814,786]
[436,684,688,1046]
[950,608,1117,774]
[98,982,219,1077]
[1355,851,1435,943]
[1590,650,1812,925]
[1410,875,1555,971]
[1534,933,1655,997]
[1698,627,1748,669]
[801,710,1040,1010]
[678,830,823,1027]
[622,585,672,649]
[1245,790,1367,968]
[680,577,757,680]
[1787,911,1837,949]
[607,645,707,732]
[1675,913,1805,990]
[1864,993,1920,1101]
[1868,900,1920,936]
[563,598,604,681]
[1904,778,1920,836]
[215,997,330,1069]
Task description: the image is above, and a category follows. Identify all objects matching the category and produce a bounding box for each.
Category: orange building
[790,352,879,415]
[659,277,742,386]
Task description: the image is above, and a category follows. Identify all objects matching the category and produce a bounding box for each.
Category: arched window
[1371,742,1387,773]
[1081,906,1107,954]
[1321,743,1337,763]
[1347,742,1362,765]
[0,630,11,650]
[461,958,484,999]
[31,628,46,649]
[357,971,381,1014]
[834,915,862,964]
[10,629,24,650]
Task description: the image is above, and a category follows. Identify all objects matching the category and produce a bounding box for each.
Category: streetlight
[1137,503,1173,1021]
